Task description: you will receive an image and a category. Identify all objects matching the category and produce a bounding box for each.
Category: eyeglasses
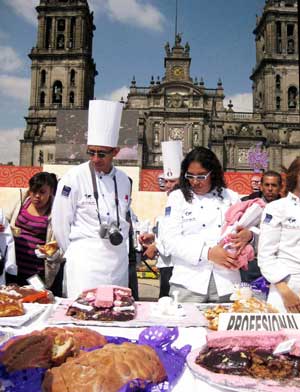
[184,171,211,181]
[87,149,114,158]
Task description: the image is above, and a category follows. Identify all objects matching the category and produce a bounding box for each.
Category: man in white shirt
[52,100,132,297]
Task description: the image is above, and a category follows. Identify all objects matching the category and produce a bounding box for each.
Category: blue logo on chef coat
[62,185,71,197]
[288,217,296,224]
[165,206,171,216]
[263,213,273,224]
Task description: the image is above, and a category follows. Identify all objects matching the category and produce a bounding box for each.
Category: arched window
[276,96,281,110]
[70,69,76,86]
[56,34,65,49]
[69,91,75,104]
[40,92,46,107]
[41,70,46,86]
[275,75,281,90]
[288,86,297,109]
[52,81,63,105]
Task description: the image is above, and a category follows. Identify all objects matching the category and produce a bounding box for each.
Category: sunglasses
[87,149,114,158]
[184,171,211,181]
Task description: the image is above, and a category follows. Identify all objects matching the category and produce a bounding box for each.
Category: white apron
[64,238,128,298]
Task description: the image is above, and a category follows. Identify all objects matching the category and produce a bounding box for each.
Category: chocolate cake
[192,331,300,391]
[196,347,298,380]
[66,286,136,321]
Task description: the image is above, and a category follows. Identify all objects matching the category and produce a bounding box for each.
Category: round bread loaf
[42,342,167,392]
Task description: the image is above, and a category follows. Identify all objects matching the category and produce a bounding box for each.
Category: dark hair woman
[6,172,64,296]
[258,157,300,313]
[163,147,251,303]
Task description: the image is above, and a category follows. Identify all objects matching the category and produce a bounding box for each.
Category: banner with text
[218,313,300,331]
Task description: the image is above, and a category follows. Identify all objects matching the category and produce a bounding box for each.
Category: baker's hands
[208,244,239,270]
[276,281,300,313]
[228,226,253,254]
[138,232,155,247]
[143,243,158,259]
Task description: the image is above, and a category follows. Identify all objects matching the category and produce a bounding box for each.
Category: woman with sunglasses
[163,147,249,302]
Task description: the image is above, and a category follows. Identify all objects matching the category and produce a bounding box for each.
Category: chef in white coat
[163,147,251,302]
[52,100,132,298]
[258,157,300,313]
[140,141,182,297]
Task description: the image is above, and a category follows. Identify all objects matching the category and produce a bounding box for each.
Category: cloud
[90,0,165,31]
[0,75,30,102]
[0,128,22,165]
[0,46,23,73]
[3,0,38,26]
[224,93,253,112]
[102,85,130,101]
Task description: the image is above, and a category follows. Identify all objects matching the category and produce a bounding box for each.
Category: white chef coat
[163,188,241,296]
[0,209,17,284]
[52,161,131,298]
[258,192,300,310]
[155,215,173,269]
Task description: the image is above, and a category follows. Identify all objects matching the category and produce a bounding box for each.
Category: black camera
[99,222,123,246]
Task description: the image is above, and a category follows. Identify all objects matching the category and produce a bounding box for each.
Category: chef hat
[161,140,183,180]
[87,100,123,147]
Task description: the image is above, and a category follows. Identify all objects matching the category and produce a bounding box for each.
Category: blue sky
[0,0,265,164]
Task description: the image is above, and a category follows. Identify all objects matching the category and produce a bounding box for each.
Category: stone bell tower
[251,0,299,117]
[20,0,97,166]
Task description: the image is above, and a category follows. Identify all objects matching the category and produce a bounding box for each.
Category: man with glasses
[52,100,132,298]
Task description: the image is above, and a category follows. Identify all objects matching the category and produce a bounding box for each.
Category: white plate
[186,347,298,392]
[0,303,46,327]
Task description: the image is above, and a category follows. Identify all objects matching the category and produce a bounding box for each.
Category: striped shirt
[14,199,48,279]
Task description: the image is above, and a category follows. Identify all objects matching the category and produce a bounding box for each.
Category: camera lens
[109,230,123,246]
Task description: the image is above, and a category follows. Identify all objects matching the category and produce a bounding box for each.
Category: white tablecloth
[0,303,229,392]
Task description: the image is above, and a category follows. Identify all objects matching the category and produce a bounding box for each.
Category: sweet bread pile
[38,241,58,257]
[67,285,136,321]
[0,327,107,372]
[0,284,54,304]
[43,342,167,392]
[0,293,24,317]
[204,298,278,330]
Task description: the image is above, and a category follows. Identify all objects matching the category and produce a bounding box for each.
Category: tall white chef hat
[161,140,183,180]
[87,99,123,147]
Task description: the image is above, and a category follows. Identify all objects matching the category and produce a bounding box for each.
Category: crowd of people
[0,99,299,313]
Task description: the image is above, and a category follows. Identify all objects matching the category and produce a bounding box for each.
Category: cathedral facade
[20,0,299,172]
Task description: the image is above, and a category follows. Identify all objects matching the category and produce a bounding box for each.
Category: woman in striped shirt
[6,172,63,295]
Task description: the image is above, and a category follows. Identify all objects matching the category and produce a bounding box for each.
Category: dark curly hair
[286,157,300,194]
[179,147,226,202]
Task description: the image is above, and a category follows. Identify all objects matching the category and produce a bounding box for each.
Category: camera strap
[89,161,102,225]
[89,161,120,229]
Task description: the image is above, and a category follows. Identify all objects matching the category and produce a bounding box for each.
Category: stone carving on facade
[279,128,291,144]
[237,124,254,137]
[153,123,160,147]
[166,93,184,108]
[164,41,171,56]
[238,148,249,164]
[175,33,182,46]
[169,127,184,140]
[193,131,200,146]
